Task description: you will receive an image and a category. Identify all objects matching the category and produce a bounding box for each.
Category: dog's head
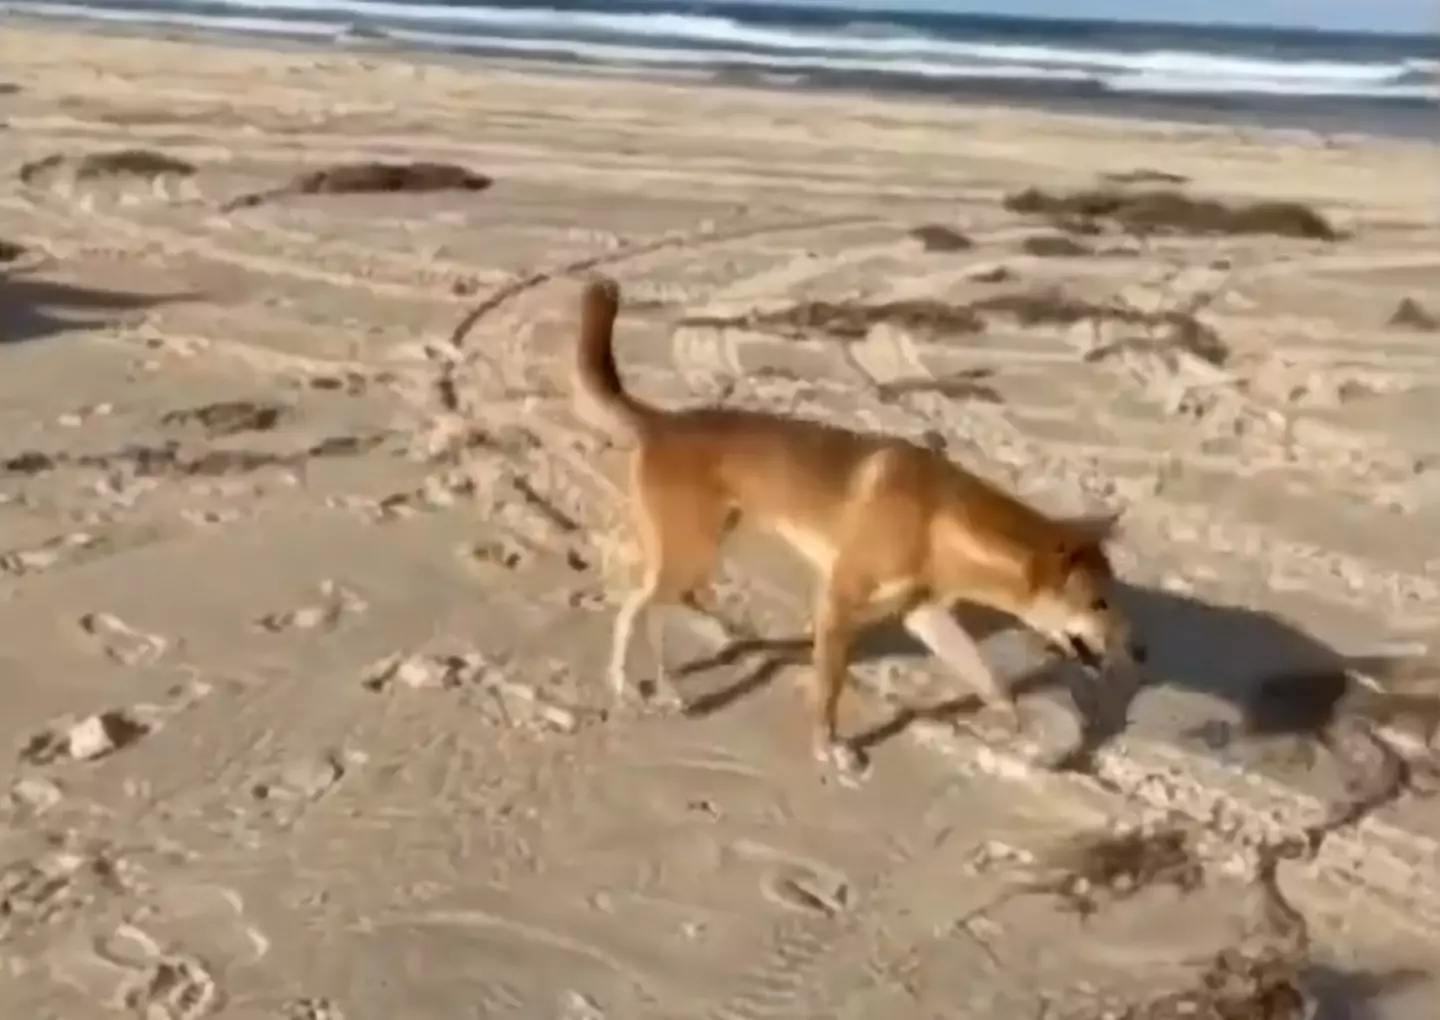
[1022,511,1145,672]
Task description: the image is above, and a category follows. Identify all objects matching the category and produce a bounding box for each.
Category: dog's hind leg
[608,455,731,707]
[903,603,1019,730]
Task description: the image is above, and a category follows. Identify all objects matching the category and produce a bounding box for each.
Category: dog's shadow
[674,581,1438,781]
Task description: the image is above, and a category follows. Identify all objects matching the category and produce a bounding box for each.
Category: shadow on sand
[1,264,193,344]
[1305,963,1432,1020]
[673,580,1437,814]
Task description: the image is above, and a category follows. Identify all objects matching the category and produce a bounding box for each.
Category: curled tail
[573,275,660,439]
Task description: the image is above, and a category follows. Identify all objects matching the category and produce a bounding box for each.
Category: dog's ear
[1045,510,1121,581]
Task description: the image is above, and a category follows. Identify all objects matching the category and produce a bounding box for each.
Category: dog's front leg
[810,592,869,779]
[903,603,1020,731]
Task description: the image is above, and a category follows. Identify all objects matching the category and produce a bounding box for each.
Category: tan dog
[575,275,1143,776]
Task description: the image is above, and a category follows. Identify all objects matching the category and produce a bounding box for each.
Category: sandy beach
[1,24,1439,1019]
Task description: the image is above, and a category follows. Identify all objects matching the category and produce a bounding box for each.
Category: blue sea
[4,0,1437,135]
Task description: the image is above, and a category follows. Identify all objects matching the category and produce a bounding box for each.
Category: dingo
[574,275,1144,776]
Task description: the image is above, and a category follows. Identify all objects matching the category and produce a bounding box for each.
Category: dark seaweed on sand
[976,286,1231,366]
[1048,842,1316,1020]
[1020,233,1093,257]
[681,298,985,342]
[1004,186,1343,241]
[219,160,493,212]
[1098,947,1309,1020]
[1037,825,1205,918]
[159,400,290,437]
[18,149,198,184]
[1388,296,1438,331]
[908,223,974,252]
[0,431,389,480]
[1100,168,1191,186]
[683,285,1228,365]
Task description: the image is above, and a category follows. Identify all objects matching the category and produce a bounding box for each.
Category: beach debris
[968,264,1015,283]
[874,367,1004,405]
[976,286,1230,366]
[1100,167,1191,186]
[0,430,388,481]
[1004,186,1343,241]
[682,298,984,342]
[908,223,974,252]
[1387,296,1438,331]
[18,149,197,185]
[219,160,493,212]
[682,284,1227,363]
[1021,233,1092,257]
[160,399,291,437]
[1032,821,1206,918]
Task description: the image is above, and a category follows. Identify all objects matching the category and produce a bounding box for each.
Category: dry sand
[2,25,1440,1020]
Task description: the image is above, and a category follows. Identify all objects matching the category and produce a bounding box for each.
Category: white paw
[606,665,628,701]
[815,741,870,785]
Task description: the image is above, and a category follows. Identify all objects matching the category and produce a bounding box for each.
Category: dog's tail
[574,275,661,439]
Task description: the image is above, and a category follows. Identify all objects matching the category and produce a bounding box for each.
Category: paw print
[49,882,267,1019]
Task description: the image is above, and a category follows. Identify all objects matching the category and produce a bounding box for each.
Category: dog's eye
[1091,598,1109,611]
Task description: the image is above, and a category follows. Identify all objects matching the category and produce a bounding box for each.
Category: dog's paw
[988,698,1025,736]
[814,741,871,786]
[606,664,629,703]
[638,678,686,715]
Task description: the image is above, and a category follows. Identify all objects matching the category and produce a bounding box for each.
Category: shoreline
[5,13,1440,145]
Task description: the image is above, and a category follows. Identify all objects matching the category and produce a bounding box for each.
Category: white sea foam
[3,0,1435,102]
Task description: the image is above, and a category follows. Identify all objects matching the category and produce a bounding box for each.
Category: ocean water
[4,0,1437,133]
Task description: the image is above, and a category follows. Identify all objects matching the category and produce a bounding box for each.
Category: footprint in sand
[247,748,364,828]
[0,531,103,578]
[255,580,368,634]
[278,999,346,1020]
[360,651,584,733]
[557,989,606,1020]
[0,845,139,943]
[19,681,210,768]
[360,649,490,693]
[78,611,170,667]
[2,775,63,823]
[731,839,852,918]
[457,536,533,572]
[48,882,268,1020]
[19,707,161,766]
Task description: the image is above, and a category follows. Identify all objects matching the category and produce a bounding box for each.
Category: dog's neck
[927,515,1043,617]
